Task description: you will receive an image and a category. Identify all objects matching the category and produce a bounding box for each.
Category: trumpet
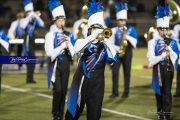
[96,28,112,41]
[118,26,128,57]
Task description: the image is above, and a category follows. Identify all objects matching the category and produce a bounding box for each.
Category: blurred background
[1,0,180,48]
[1,1,180,120]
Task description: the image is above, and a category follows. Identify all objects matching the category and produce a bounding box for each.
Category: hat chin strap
[53,16,65,21]
[90,24,104,29]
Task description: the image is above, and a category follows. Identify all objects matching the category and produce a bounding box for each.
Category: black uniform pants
[26,37,35,82]
[17,44,23,68]
[65,69,105,120]
[175,65,180,95]
[52,56,70,119]
[111,49,132,95]
[155,65,174,118]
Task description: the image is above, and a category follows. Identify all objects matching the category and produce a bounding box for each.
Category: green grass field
[0,48,180,120]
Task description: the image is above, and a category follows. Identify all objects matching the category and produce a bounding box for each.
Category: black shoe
[121,94,129,98]
[27,80,37,84]
[173,94,180,97]
[109,94,119,98]
[158,115,162,120]
[162,116,170,120]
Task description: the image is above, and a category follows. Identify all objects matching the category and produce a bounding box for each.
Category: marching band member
[109,0,138,98]
[65,0,118,119]
[0,26,9,93]
[20,0,44,83]
[7,10,25,70]
[45,0,75,119]
[172,24,180,97]
[147,0,179,119]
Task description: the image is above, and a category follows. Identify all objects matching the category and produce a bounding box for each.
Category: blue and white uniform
[45,29,75,87]
[109,25,138,96]
[66,29,118,119]
[0,30,9,53]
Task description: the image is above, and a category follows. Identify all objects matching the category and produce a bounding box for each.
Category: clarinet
[61,25,72,60]
[164,37,171,72]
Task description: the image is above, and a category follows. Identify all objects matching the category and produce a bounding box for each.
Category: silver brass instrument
[168,0,180,25]
[118,26,128,57]
[144,25,156,42]
[96,28,112,41]
[76,5,88,39]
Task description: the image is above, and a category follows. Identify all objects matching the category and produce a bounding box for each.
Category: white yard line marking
[2,84,152,120]
[102,108,152,120]
[2,84,52,99]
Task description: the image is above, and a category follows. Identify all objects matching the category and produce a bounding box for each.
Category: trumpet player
[45,0,75,119]
[20,0,44,83]
[65,0,117,119]
[109,0,138,98]
[147,0,179,119]
[7,10,25,70]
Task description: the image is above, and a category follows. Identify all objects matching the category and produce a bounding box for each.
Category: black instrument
[164,37,171,72]
[61,25,73,61]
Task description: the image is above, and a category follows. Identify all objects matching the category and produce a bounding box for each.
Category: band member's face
[91,27,98,33]
[55,18,65,29]
[117,20,126,27]
[17,12,24,20]
[26,11,31,16]
[158,29,168,38]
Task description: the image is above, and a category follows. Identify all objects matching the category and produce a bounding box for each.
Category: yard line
[2,84,152,120]
[102,108,152,120]
[2,84,52,99]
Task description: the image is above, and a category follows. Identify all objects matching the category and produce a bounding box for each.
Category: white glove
[91,29,103,40]
[28,11,35,18]
[161,52,167,59]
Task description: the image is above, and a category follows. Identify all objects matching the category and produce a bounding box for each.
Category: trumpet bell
[35,11,41,16]
[144,26,156,42]
[102,28,112,38]
[168,0,180,25]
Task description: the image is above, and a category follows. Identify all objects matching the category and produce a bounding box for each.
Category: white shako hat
[23,0,34,12]
[115,0,128,20]
[156,0,170,28]
[87,0,106,29]
[48,0,66,20]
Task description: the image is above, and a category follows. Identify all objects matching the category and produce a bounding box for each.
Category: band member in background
[172,24,180,97]
[65,0,118,119]
[0,26,9,93]
[72,4,88,40]
[109,0,138,98]
[20,0,44,83]
[7,10,25,70]
[147,0,179,119]
[45,0,75,119]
